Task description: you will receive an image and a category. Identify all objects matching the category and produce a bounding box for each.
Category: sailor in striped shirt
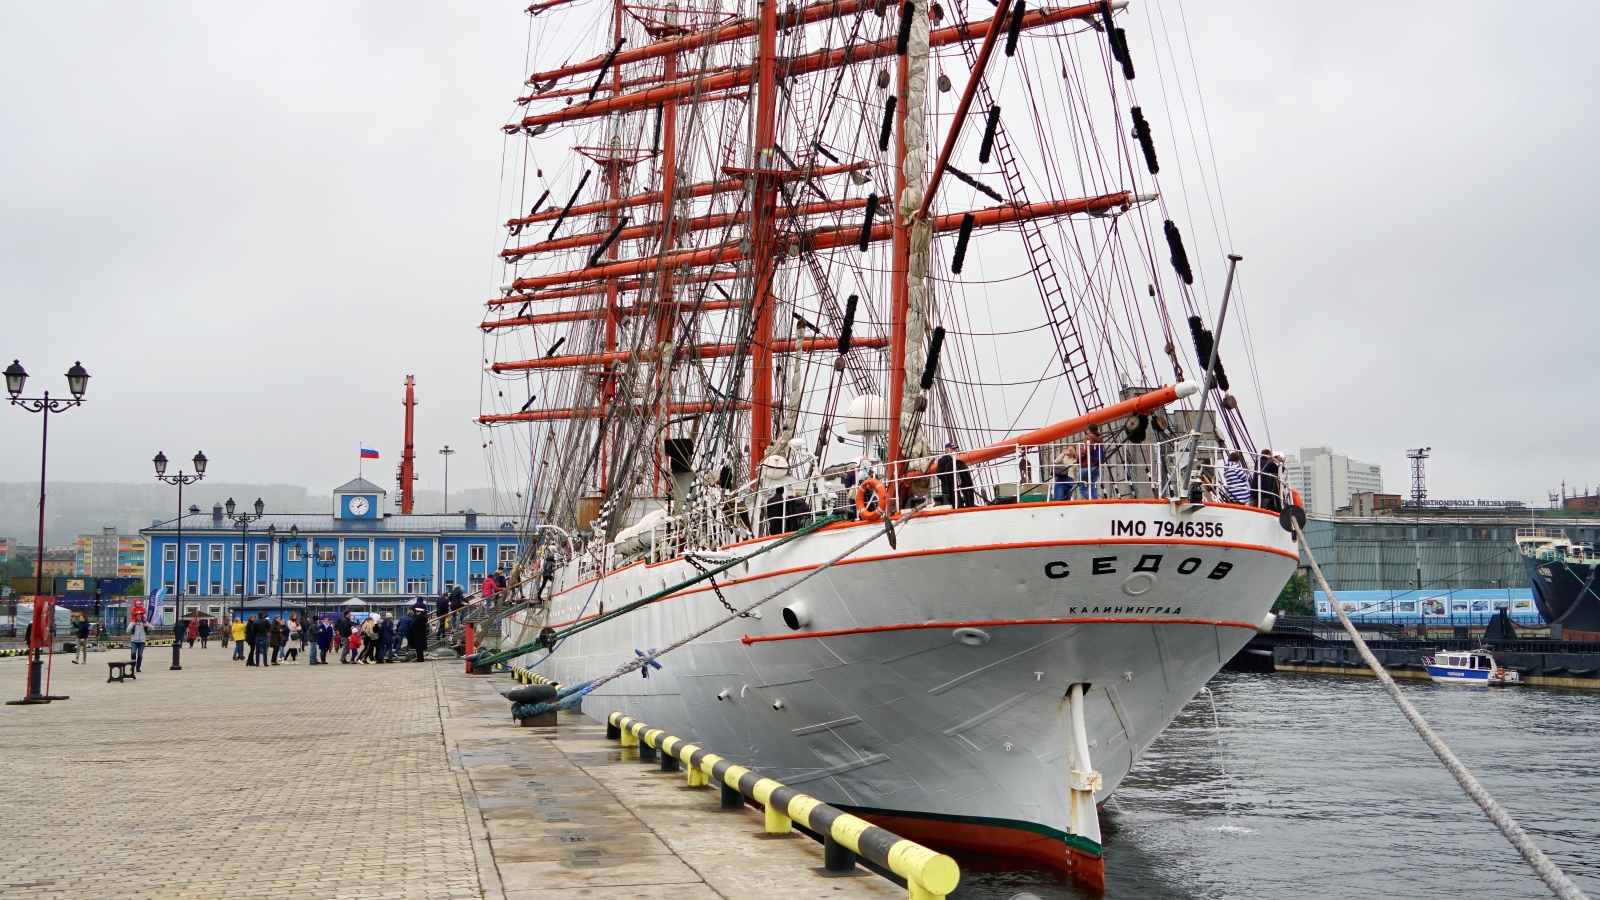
[1223,451,1253,505]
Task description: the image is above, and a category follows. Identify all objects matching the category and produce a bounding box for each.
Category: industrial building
[1298,496,1599,594]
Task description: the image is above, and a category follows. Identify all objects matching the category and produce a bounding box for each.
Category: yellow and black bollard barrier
[608,712,960,900]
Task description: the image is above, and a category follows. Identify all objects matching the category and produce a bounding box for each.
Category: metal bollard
[824,834,857,872]
[660,753,680,772]
[639,742,658,762]
[720,780,743,809]
[606,721,621,740]
[686,766,709,787]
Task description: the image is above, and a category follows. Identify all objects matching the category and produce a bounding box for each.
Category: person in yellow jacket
[230,617,247,660]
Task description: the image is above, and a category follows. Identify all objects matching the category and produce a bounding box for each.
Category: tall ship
[476,0,1297,885]
[1517,528,1600,637]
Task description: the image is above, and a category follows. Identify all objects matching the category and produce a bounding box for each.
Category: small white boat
[1423,649,1521,686]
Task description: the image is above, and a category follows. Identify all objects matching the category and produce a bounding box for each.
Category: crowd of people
[102,567,525,674]
[222,604,435,666]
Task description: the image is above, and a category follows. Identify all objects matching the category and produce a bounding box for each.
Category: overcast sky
[2,1,1596,505]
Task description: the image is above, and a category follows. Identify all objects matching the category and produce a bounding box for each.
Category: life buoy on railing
[856,478,886,522]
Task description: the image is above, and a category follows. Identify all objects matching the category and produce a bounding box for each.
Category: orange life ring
[855,478,886,522]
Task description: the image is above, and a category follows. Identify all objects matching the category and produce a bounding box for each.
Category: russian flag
[360,446,380,459]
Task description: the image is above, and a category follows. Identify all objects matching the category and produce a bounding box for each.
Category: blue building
[140,478,525,618]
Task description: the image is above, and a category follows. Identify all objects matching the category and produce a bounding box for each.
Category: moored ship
[1518,528,1600,638]
[474,0,1292,885]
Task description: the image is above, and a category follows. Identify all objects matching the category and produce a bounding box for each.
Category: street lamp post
[226,497,265,626]
[153,450,207,671]
[5,359,89,704]
[439,446,456,513]
[266,524,299,602]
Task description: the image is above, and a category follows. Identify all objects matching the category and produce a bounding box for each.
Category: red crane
[398,376,417,514]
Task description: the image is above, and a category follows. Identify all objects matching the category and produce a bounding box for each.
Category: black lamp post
[313,542,336,611]
[154,450,207,671]
[5,360,88,703]
[226,497,265,625]
[267,524,299,603]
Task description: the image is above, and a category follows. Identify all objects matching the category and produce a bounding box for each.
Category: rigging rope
[1296,525,1591,900]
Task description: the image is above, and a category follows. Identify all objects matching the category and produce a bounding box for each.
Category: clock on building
[348,496,370,516]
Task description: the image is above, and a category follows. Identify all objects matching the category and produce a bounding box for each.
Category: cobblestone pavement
[0,646,484,899]
[439,668,903,900]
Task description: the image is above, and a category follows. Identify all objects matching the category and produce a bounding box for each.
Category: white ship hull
[502,499,1297,873]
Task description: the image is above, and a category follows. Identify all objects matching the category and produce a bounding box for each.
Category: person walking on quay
[128,617,148,673]
[198,617,211,649]
[232,616,247,660]
[315,617,334,665]
[185,617,199,648]
[335,612,354,661]
[284,616,302,664]
[71,614,91,664]
[408,600,429,663]
[345,628,362,664]
[220,616,230,651]
[379,613,396,663]
[267,615,283,665]
[357,614,378,664]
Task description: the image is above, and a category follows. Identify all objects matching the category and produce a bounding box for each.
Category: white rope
[1295,525,1591,900]
[582,507,925,692]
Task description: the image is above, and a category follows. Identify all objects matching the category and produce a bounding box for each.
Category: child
[344,629,361,665]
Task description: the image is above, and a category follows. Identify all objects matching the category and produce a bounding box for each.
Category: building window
[469,574,485,590]
[343,578,366,593]
[282,579,305,595]
[469,545,486,562]
[498,546,518,567]
[375,579,398,594]
[316,546,335,564]
[233,545,245,562]
[346,546,367,562]
[410,546,425,562]
[164,546,176,562]
[188,546,200,562]
[233,584,243,595]
[255,581,267,594]
[256,545,268,562]
[210,545,222,562]
[287,545,303,562]
[209,582,222,595]
[406,578,429,593]
[443,545,456,562]
[313,578,337,595]
[187,583,199,595]
[379,546,395,562]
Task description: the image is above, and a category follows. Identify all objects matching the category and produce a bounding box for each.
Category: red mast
[399,375,417,514]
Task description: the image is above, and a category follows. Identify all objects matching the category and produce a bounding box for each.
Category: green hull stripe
[834,804,1104,858]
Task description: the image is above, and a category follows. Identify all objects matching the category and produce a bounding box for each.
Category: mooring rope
[1295,525,1591,900]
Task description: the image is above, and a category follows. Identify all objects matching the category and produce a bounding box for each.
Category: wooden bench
[107,661,136,683]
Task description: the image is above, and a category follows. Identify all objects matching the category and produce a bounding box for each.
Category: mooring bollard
[660,752,680,772]
[720,780,744,809]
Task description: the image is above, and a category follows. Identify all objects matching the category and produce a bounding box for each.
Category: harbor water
[953,671,1600,899]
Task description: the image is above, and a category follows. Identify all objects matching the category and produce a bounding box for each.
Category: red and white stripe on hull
[503,499,1296,880]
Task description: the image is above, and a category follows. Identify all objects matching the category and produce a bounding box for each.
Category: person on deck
[435,590,450,639]
[1223,451,1252,505]
[1052,444,1081,502]
[1076,424,1104,499]
[1254,449,1282,512]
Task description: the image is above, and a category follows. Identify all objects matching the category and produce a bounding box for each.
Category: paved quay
[0,647,912,900]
